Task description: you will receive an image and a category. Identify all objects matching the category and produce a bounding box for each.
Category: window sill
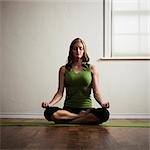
[98,57,150,61]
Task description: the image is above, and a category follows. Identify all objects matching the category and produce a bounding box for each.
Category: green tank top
[64,63,92,108]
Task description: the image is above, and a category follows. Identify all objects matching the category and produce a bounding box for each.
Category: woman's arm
[41,66,65,108]
[91,65,110,108]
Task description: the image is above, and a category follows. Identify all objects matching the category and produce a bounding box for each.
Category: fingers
[41,102,45,108]
[41,101,49,108]
[106,103,110,108]
[105,102,110,108]
[102,101,110,108]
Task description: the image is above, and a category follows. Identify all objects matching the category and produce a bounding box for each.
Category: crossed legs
[44,107,109,124]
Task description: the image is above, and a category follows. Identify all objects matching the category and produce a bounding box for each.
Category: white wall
[1,0,149,118]
[97,61,150,116]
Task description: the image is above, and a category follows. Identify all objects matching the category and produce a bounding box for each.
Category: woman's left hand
[100,100,110,108]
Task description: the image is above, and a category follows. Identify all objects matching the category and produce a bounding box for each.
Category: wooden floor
[0,119,149,150]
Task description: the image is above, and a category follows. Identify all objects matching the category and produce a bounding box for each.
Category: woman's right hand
[41,101,50,108]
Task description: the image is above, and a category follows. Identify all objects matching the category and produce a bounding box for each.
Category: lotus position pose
[41,38,110,124]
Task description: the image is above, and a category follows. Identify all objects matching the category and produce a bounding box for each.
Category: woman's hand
[100,100,110,108]
[41,101,50,108]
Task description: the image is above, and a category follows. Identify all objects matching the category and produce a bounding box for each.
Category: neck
[73,59,82,66]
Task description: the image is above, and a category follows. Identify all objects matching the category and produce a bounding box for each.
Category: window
[102,0,150,60]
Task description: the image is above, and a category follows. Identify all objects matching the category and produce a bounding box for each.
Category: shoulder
[59,65,66,74]
[89,64,98,74]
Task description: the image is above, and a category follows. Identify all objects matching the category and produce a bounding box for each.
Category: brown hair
[65,38,90,70]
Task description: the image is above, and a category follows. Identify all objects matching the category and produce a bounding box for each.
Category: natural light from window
[103,0,150,60]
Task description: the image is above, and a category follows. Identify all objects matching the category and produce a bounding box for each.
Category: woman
[41,38,110,124]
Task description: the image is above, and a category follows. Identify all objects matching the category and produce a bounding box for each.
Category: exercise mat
[0,120,149,128]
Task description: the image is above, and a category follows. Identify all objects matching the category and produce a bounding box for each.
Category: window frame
[100,0,150,60]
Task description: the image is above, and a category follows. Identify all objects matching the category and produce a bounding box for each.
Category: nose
[77,48,80,53]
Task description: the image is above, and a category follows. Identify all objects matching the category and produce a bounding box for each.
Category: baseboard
[110,114,150,119]
[0,113,149,119]
[0,113,44,119]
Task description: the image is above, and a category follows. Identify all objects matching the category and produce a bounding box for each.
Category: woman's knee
[92,108,110,123]
[44,107,61,121]
[44,108,51,121]
[101,108,110,122]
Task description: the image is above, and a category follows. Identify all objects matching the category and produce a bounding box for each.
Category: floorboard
[0,119,149,150]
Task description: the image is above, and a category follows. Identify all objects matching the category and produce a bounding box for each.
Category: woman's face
[72,42,84,59]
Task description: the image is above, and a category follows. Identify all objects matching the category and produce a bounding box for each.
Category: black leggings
[44,106,110,123]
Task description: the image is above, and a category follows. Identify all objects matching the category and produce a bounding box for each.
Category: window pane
[140,15,149,33]
[112,35,139,56]
[111,0,150,57]
[140,35,150,55]
[139,0,150,10]
[113,15,139,33]
[113,0,138,11]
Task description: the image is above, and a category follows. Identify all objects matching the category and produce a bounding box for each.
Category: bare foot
[68,112,101,124]
[78,108,94,117]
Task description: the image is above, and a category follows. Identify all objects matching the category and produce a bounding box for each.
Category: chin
[77,55,82,58]
[74,55,83,60]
